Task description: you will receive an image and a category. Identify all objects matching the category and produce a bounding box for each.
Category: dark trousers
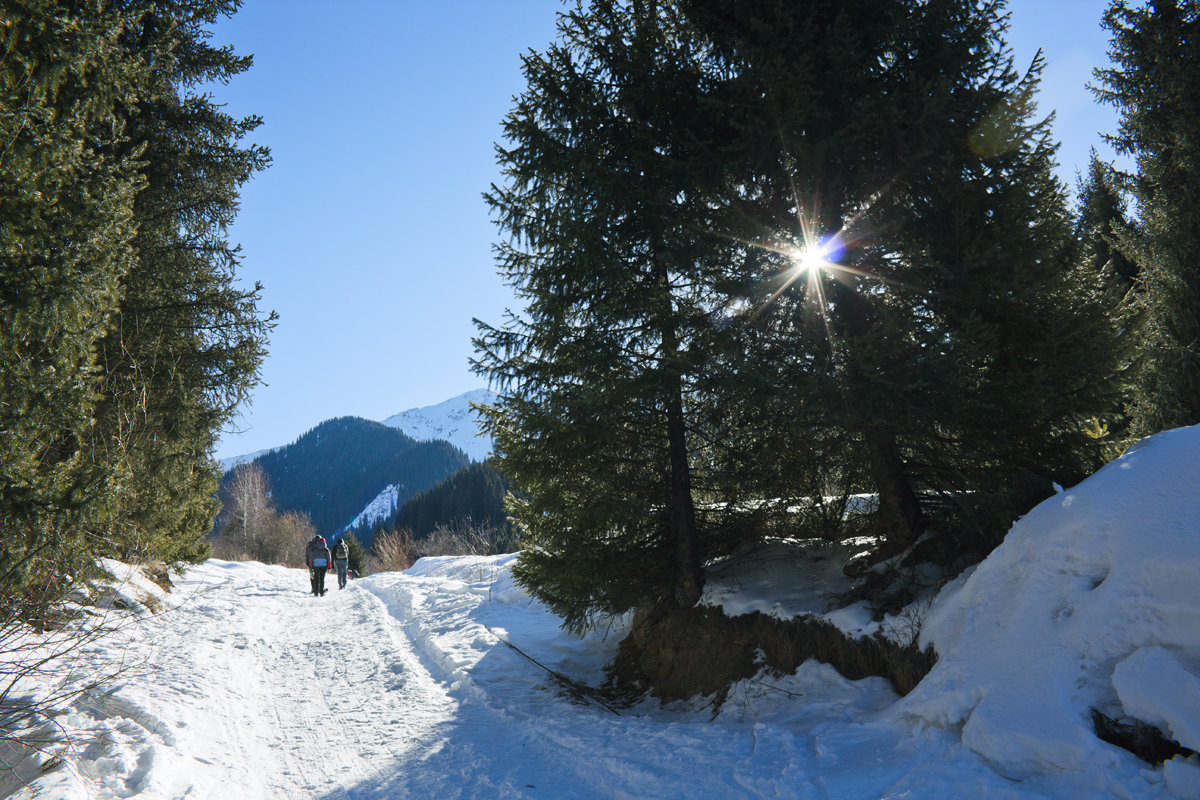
[309,565,327,595]
[335,559,348,589]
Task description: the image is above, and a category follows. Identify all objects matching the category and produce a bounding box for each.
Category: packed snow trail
[50,561,463,799]
[4,546,1184,799]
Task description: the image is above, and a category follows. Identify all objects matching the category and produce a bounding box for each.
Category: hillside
[347,460,511,548]
[243,416,469,535]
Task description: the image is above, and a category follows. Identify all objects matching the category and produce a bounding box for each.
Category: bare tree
[216,463,272,558]
[257,511,315,567]
[368,528,416,574]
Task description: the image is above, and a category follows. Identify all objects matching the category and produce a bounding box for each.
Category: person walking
[304,535,332,596]
[332,537,350,590]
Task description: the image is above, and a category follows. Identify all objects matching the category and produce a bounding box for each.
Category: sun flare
[789,240,834,276]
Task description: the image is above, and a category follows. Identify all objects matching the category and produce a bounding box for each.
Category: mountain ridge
[221,389,494,469]
[229,416,469,536]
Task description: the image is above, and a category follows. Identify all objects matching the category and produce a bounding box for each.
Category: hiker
[332,536,350,590]
[305,535,332,596]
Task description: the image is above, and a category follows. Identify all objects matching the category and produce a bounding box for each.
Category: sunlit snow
[4,427,1200,799]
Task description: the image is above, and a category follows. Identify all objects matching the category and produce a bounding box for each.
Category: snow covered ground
[4,427,1200,799]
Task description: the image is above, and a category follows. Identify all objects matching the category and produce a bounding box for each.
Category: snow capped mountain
[220,389,496,472]
[381,388,495,462]
[219,447,275,473]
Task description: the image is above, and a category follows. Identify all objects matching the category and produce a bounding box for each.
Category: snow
[341,483,401,532]
[899,425,1200,784]
[380,388,496,462]
[1113,648,1200,754]
[4,427,1200,798]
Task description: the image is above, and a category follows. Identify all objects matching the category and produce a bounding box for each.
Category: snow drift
[901,425,1200,792]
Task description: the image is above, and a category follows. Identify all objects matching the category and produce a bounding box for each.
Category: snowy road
[10,428,1200,798]
[3,551,1179,799]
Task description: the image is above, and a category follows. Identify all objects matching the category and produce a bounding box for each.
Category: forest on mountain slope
[230,417,470,537]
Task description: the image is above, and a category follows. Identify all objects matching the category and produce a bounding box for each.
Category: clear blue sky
[211,0,1120,461]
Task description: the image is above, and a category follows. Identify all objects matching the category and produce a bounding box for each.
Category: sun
[789,240,834,276]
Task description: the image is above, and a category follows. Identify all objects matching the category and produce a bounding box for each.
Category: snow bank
[901,425,1200,782]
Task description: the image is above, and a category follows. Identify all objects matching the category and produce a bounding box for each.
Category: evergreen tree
[341,532,367,576]
[88,0,274,566]
[1094,0,1200,437]
[476,0,1121,630]
[1,0,270,619]
[1,1,147,616]
[1077,153,1136,294]
[685,0,1119,560]
[475,0,745,631]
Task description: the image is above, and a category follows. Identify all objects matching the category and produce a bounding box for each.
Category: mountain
[394,461,511,540]
[238,416,469,536]
[381,389,495,462]
[219,447,275,473]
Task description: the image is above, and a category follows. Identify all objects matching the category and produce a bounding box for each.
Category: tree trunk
[864,427,925,557]
[661,323,703,608]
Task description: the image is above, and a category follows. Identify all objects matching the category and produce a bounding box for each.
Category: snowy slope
[899,424,1200,792]
[218,447,275,473]
[342,483,401,532]
[380,388,495,462]
[6,428,1200,799]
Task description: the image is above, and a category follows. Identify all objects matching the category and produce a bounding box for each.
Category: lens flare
[788,235,843,276]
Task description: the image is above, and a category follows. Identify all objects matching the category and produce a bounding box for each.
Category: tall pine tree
[87,0,274,566]
[478,0,1121,630]
[475,0,745,631]
[1094,0,1200,437]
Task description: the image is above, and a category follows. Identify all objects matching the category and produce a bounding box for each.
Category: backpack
[334,540,348,560]
[306,539,329,565]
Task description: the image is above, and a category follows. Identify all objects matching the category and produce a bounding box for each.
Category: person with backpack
[304,535,332,596]
[332,537,350,590]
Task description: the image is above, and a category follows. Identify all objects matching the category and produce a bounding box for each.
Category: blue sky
[212,0,1120,461]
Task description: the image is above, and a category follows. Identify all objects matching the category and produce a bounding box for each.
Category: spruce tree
[1094,0,1200,437]
[342,532,367,576]
[1,0,148,615]
[686,0,1119,560]
[1077,153,1136,294]
[478,0,1122,631]
[475,0,741,631]
[1,0,271,618]
[88,0,274,566]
